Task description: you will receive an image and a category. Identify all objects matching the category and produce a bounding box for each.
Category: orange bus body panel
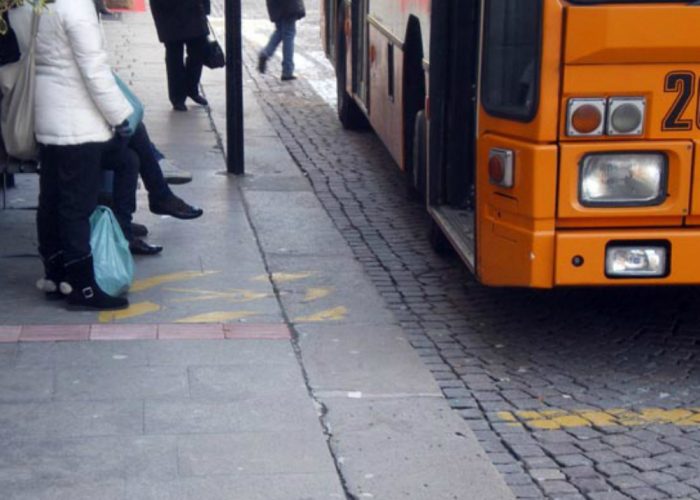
[565,6,700,65]
[477,134,558,287]
[557,141,693,222]
[478,0,563,144]
[561,65,700,142]
[556,229,700,286]
[690,140,700,221]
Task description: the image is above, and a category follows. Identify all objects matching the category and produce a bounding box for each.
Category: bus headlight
[605,243,668,278]
[579,153,667,207]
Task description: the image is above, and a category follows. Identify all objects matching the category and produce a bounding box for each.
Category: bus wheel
[407,110,427,201]
[428,220,452,256]
[336,8,368,130]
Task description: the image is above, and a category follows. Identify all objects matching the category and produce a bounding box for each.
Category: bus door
[352,0,370,107]
[426,0,480,268]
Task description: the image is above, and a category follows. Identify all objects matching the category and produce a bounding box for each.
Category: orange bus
[321,0,700,287]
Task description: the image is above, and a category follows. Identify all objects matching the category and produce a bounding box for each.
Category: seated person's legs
[128,123,203,220]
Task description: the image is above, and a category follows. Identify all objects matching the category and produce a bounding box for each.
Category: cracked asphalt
[210,1,700,498]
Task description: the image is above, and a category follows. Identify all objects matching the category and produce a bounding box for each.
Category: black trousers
[164,35,208,106]
[102,141,140,242]
[37,142,106,265]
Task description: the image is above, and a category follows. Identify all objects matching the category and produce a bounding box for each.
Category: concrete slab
[297,323,441,396]
[0,401,143,439]
[176,431,336,477]
[125,474,345,500]
[324,397,516,500]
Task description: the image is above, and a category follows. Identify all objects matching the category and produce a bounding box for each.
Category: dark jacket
[150,0,210,44]
[266,0,306,23]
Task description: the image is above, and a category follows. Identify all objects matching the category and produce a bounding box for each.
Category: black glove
[115,119,132,139]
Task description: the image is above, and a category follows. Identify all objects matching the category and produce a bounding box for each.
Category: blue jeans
[262,18,296,77]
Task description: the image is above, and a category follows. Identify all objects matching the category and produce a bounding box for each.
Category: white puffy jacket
[9,0,132,146]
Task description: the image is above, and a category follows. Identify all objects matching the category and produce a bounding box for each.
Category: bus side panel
[476,134,558,287]
[477,0,563,144]
[368,25,404,167]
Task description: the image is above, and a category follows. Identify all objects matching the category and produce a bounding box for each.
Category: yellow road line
[165,288,270,303]
[303,287,333,302]
[130,271,219,293]
[252,272,314,283]
[175,311,256,323]
[497,408,700,430]
[98,301,161,323]
[294,306,348,323]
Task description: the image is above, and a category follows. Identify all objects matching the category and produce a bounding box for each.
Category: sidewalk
[0,6,514,500]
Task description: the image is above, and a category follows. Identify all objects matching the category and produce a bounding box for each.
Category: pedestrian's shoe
[149,194,203,220]
[131,222,149,238]
[257,52,268,74]
[61,256,129,310]
[281,74,297,81]
[36,251,65,300]
[188,94,208,106]
[159,158,193,185]
[129,238,163,256]
[172,102,188,112]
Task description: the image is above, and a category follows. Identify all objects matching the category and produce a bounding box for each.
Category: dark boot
[36,251,65,300]
[62,256,129,310]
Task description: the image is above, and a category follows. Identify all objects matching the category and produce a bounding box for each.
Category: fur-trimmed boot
[61,256,129,310]
[36,252,65,300]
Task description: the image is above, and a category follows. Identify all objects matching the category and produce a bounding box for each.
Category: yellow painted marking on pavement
[303,287,333,302]
[131,271,219,293]
[498,407,700,430]
[252,272,314,283]
[98,302,161,323]
[294,306,348,323]
[175,311,256,323]
[165,288,269,303]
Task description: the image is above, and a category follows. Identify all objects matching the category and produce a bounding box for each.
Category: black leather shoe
[131,222,149,238]
[129,238,163,256]
[188,94,208,106]
[172,102,188,112]
[258,53,268,74]
[149,195,203,220]
[281,74,297,81]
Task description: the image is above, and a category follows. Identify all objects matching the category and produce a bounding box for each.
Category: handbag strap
[206,18,219,42]
[28,8,41,54]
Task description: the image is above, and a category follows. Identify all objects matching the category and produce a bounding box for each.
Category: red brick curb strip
[0,324,292,342]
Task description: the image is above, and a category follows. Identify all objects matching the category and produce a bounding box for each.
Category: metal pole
[225,0,244,174]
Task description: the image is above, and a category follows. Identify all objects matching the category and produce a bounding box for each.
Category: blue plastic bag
[89,206,134,297]
[113,72,144,136]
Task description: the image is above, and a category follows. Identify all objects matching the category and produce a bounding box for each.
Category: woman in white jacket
[10,0,133,310]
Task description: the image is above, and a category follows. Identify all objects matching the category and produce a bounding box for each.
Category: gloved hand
[115,119,133,139]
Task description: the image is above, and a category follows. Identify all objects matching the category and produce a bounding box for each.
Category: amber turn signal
[571,105,602,134]
[566,98,606,137]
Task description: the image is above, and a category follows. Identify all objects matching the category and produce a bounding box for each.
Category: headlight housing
[605,242,669,278]
[579,153,667,207]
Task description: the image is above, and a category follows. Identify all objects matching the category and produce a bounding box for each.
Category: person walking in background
[150,0,210,111]
[258,0,306,81]
[9,0,133,310]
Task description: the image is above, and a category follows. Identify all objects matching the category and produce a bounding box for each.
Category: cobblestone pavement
[213,1,700,498]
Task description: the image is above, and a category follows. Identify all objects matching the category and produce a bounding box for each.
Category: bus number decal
[663,71,695,131]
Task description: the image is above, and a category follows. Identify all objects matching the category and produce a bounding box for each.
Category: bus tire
[336,7,368,130]
[428,220,453,256]
[407,110,427,201]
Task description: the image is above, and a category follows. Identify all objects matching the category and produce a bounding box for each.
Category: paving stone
[608,475,649,490]
[628,457,667,472]
[622,487,669,500]
[588,492,633,500]
[531,469,566,482]
[570,476,612,493]
[563,466,599,479]
[638,470,676,485]
[554,454,594,468]
[539,480,579,495]
[656,482,699,497]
